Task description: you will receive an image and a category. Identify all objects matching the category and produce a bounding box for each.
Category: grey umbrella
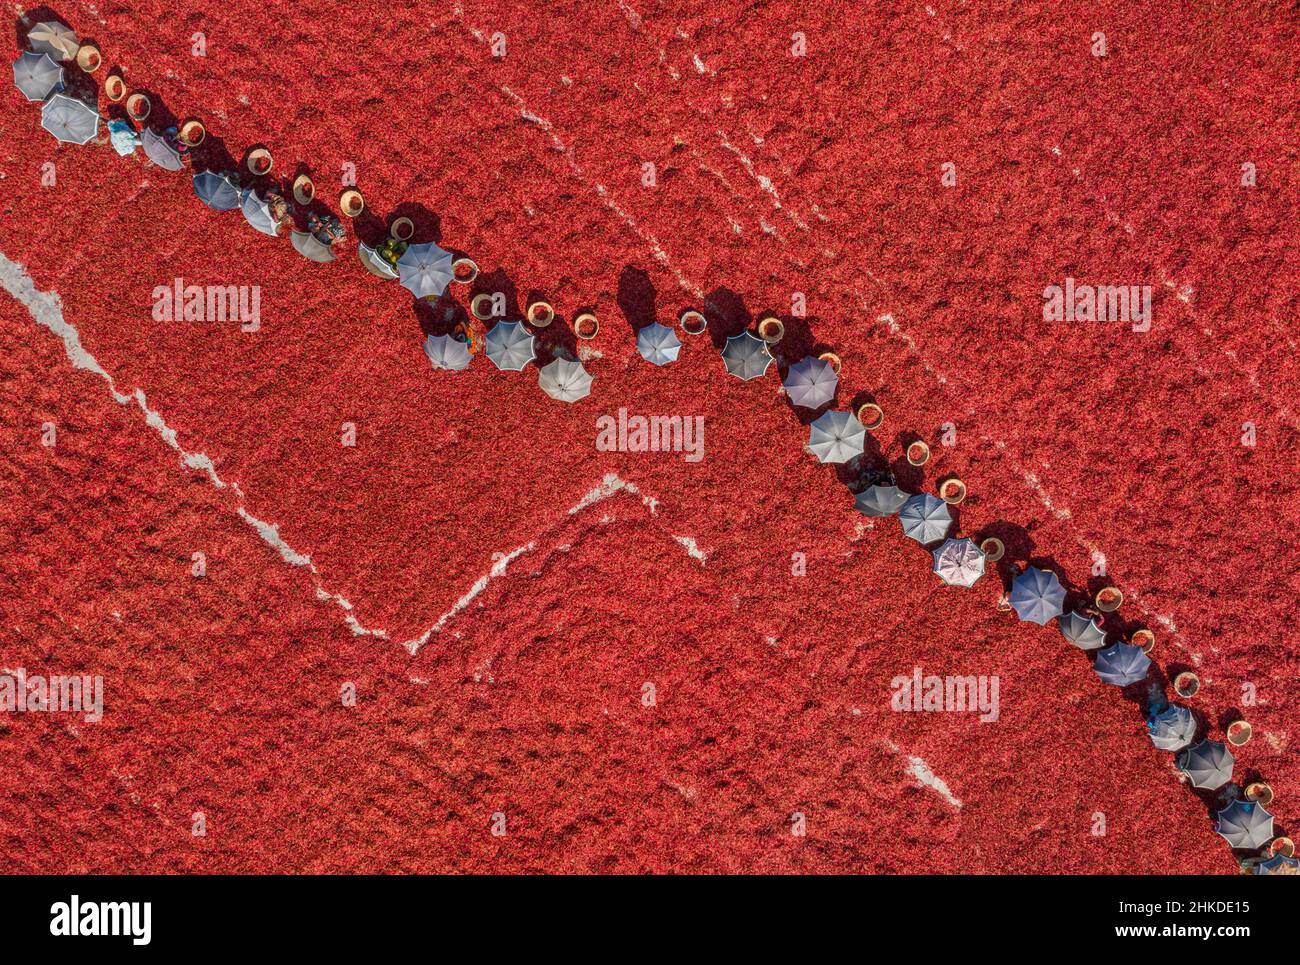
[12,50,63,101]
[1255,853,1299,875]
[1215,800,1274,851]
[358,243,400,279]
[932,537,985,588]
[28,21,79,61]
[1059,609,1107,651]
[192,171,241,211]
[240,189,279,237]
[141,128,185,171]
[1092,642,1151,687]
[807,410,865,464]
[424,334,472,372]
[291,230,338,263]
[721,331,773,381]
[396,242,454,300]
[40,93,98,145]
[899,493,952,546]
[485,321,536,372]
[538,358,593,403]
[855,484,909,517]
[636,322,681,366]
[1177,739,1234,790]
[1009,567,1066,625]
[783,356,838,409]
[1146,704,1197,752]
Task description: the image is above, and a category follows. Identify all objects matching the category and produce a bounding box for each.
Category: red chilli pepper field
[1,1,1297,873]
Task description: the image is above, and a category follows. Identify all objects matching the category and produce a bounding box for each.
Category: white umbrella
[1059,610,1107,651]
[396,242,454,300]
[898,493,952,546]
[141,128,185,171]
[12,51,63,101]
[485,321,536,372]
[358,243,399,279]
[1009,566,1066,625]
[806,410,865,464]
[29,21,79,61]
[423,334,472,371]
[538,358,593,403]
[240,189,279,237]
[783,356,838,409]
[721,331,773,381]
[40,93,98,144]
[932,537,986,588]
[193,171,241,211]
[1092,642,1151,687]
[855,484,909,517]
[291,230,338,263]
[636,322,681,366]
[1215,800,1274,851]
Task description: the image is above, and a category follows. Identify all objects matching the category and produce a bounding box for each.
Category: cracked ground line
[2,252,714,654]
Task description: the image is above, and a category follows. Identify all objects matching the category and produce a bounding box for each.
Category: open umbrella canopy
[1059,609,1107,650]
[855,484,909,517]
[28,21,79,60]
[12,50,63,101]
[1093,642,1151,687]
[932,537,985,588]
[783,356,838,409]
[485,321,536,372]
[141,128,185,171]
[1215,800,1274,851]
[899,493,952,546]
[1146,704,1197,752]
[192,171,241,211]
[1177,739,1234,790]
[240,189,279,237]
[1009,566,1066,625]
[636,322,681,366]
[396,242,454,300]
[806,410,865,464]
[40,93,98,144]
[291,230,338,263]
[423,334,472,372]
[721,331,773,381]
[357,243,400,279]
[538,358,593,403]
[1255,853,1300,875]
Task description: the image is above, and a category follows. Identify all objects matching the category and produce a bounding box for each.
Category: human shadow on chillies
[187,129,238,180]
[701,286,752,349]
[412,290,467,339]
[525,290,577,364]
[469,267,522,321]
[616,265,657,333]
[353,201,442,250]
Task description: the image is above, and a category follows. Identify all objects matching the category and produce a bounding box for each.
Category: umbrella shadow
[412,291,468,339]
[616,264,657,333]
[352,200,442,249]
[188,128,238,177]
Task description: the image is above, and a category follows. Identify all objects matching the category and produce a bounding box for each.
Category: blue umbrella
[1216,800,1274,851]
[720,331,773,381]
[1255,853,1299,875]
[40,93,98,144]
[1059,609,1107,650]
[1092,642,1151,687]
[193,171,241,211]
[636,322,681,366]
[1146,704,1197,752]
[782,356,838,409]
[485,321,536,372]
[806,410,865,464]
[1009,567,1066,625]
[932,537,985,588]
[397,242,454,300]
[12,50,63,101]
[898,493,952,546]
[141,128,185,171]
[1177,740,1234,790]
[855,484,909,517]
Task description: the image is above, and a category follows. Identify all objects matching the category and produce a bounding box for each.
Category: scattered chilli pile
[11,15,1295,874]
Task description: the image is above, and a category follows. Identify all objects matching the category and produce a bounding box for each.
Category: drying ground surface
[1,0,1297,872]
